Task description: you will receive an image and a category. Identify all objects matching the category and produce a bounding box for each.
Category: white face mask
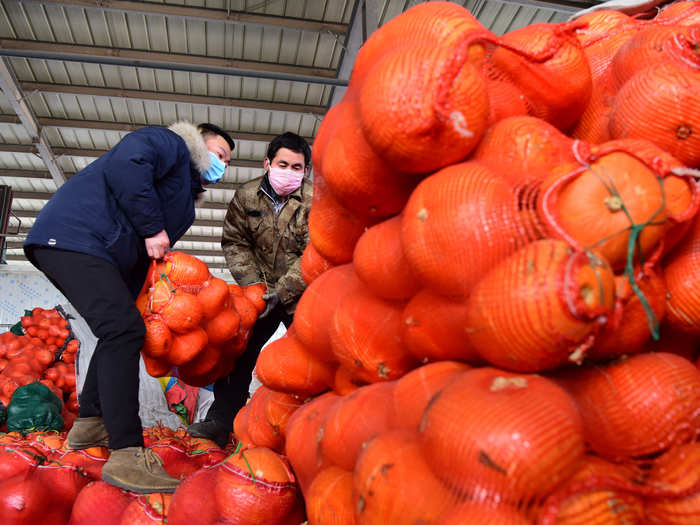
[268,166,304,196]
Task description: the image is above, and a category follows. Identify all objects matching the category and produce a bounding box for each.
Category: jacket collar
[168,121,210,175]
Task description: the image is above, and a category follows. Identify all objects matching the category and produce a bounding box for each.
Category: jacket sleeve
[103,129,183,238]
[221,192,263,286]
[276,208,310,307]
[276,255,306,307]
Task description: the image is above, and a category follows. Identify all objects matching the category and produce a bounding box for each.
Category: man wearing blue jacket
[24,121,234,493]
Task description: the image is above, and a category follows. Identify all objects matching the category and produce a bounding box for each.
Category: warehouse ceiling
[0,0,595,281]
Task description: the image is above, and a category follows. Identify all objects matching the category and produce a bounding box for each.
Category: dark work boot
[102,447,181,493]
[187,420,230,449]
[66,416,110,449]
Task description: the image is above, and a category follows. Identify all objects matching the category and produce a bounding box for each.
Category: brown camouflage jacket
[221,175,312,313]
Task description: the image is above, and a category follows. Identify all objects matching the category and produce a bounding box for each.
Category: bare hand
[145,230,170,259]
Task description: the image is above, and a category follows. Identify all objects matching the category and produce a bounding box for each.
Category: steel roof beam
[0,40,348,86]
[0,144,264,169]
[16,0,348,35]
[495,0,597,13]
[0,114,314,144]
[0,58,66,187]
[20,82,327,115]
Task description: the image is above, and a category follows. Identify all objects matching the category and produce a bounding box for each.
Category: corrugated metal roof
[0,0,593,277]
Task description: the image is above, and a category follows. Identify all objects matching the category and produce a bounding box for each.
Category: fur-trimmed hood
[168,121,210,174]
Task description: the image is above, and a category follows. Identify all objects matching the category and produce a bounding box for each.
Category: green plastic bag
[0,400,5,426]
[6,382,64,435]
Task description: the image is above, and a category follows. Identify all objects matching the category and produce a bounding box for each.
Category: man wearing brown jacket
[188,132,312,447]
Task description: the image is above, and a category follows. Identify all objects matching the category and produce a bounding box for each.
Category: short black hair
[266,132,311,167]
[198,123,235,152]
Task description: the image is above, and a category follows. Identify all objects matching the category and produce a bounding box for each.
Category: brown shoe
[102,447,181,493]
[66,416,110,449]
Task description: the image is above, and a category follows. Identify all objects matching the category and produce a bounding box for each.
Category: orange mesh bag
[665,213,700,334]
[536,455,645,525]
[213,447,299,525]
[573,10,640,76]
[610,25,700,90]
[319,382,394,472]
[472,116,576,186]
[438,501,530,524]
[310,99,342,177]
[465,239,615,372]
[488,21,592,131]
[537,140,698,271]
[294,264,362,363]
[390,360,469,432]
[176,343,221,380]
[321,100,419,219]
[401,289,482,364]
[332,365,367,396]
[609,64,700,167]
[154,251,210,293]
[308,174,377,265]
[255,335,336,397]
[352,216,420,301]
[245,386,284,453]
[400,161,528,298]
[349,1,486,91]
[330,287,418,383]
[354,430,456,524]
[284,392,339,495]
[645,442,700,523]
[589,267,667,360]
[358,39,490,174]
[305,466,354,525]
[643,323,700,362]
[196,277,230,320]
[654,0,700,26]
[554,352,700,459]
[168,466,219,525]
[141,316,173,358]
[421,367,585,505]
[300,242,334,286]
[479,56,530,126]
[570,75,615,144]
[570,12,641,143]
[118,493,171,524]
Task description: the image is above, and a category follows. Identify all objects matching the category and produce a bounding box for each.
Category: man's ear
[263,157,270,171]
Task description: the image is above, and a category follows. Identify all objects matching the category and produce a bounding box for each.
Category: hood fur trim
[168,121,210,174]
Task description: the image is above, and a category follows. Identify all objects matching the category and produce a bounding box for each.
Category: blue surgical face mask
[202,151,226,184]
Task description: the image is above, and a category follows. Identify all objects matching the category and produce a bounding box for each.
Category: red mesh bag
[537,140,698,271]
[472,115,576,186]
[610,25,700,90]
[400,161,528,298]
[653,0,700,26]
[352,216,420,301]
[609,64,700,167]
[349,1,486,91]
[465,239,615,372]
[300,241,334,286]
[308,174,377,265]
[401,289,482,364]
[329,287,417,383]
[358,39,490,174]
[294,264,362,364]
[421,367,585,504]
[321,100,418,219]
[489,21,592,131]
[665,213,700,334]
[590,266,667,360]
[554,352,700,459]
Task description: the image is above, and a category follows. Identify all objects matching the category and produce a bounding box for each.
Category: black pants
[206,303,293,430]
[26,247,147,450]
